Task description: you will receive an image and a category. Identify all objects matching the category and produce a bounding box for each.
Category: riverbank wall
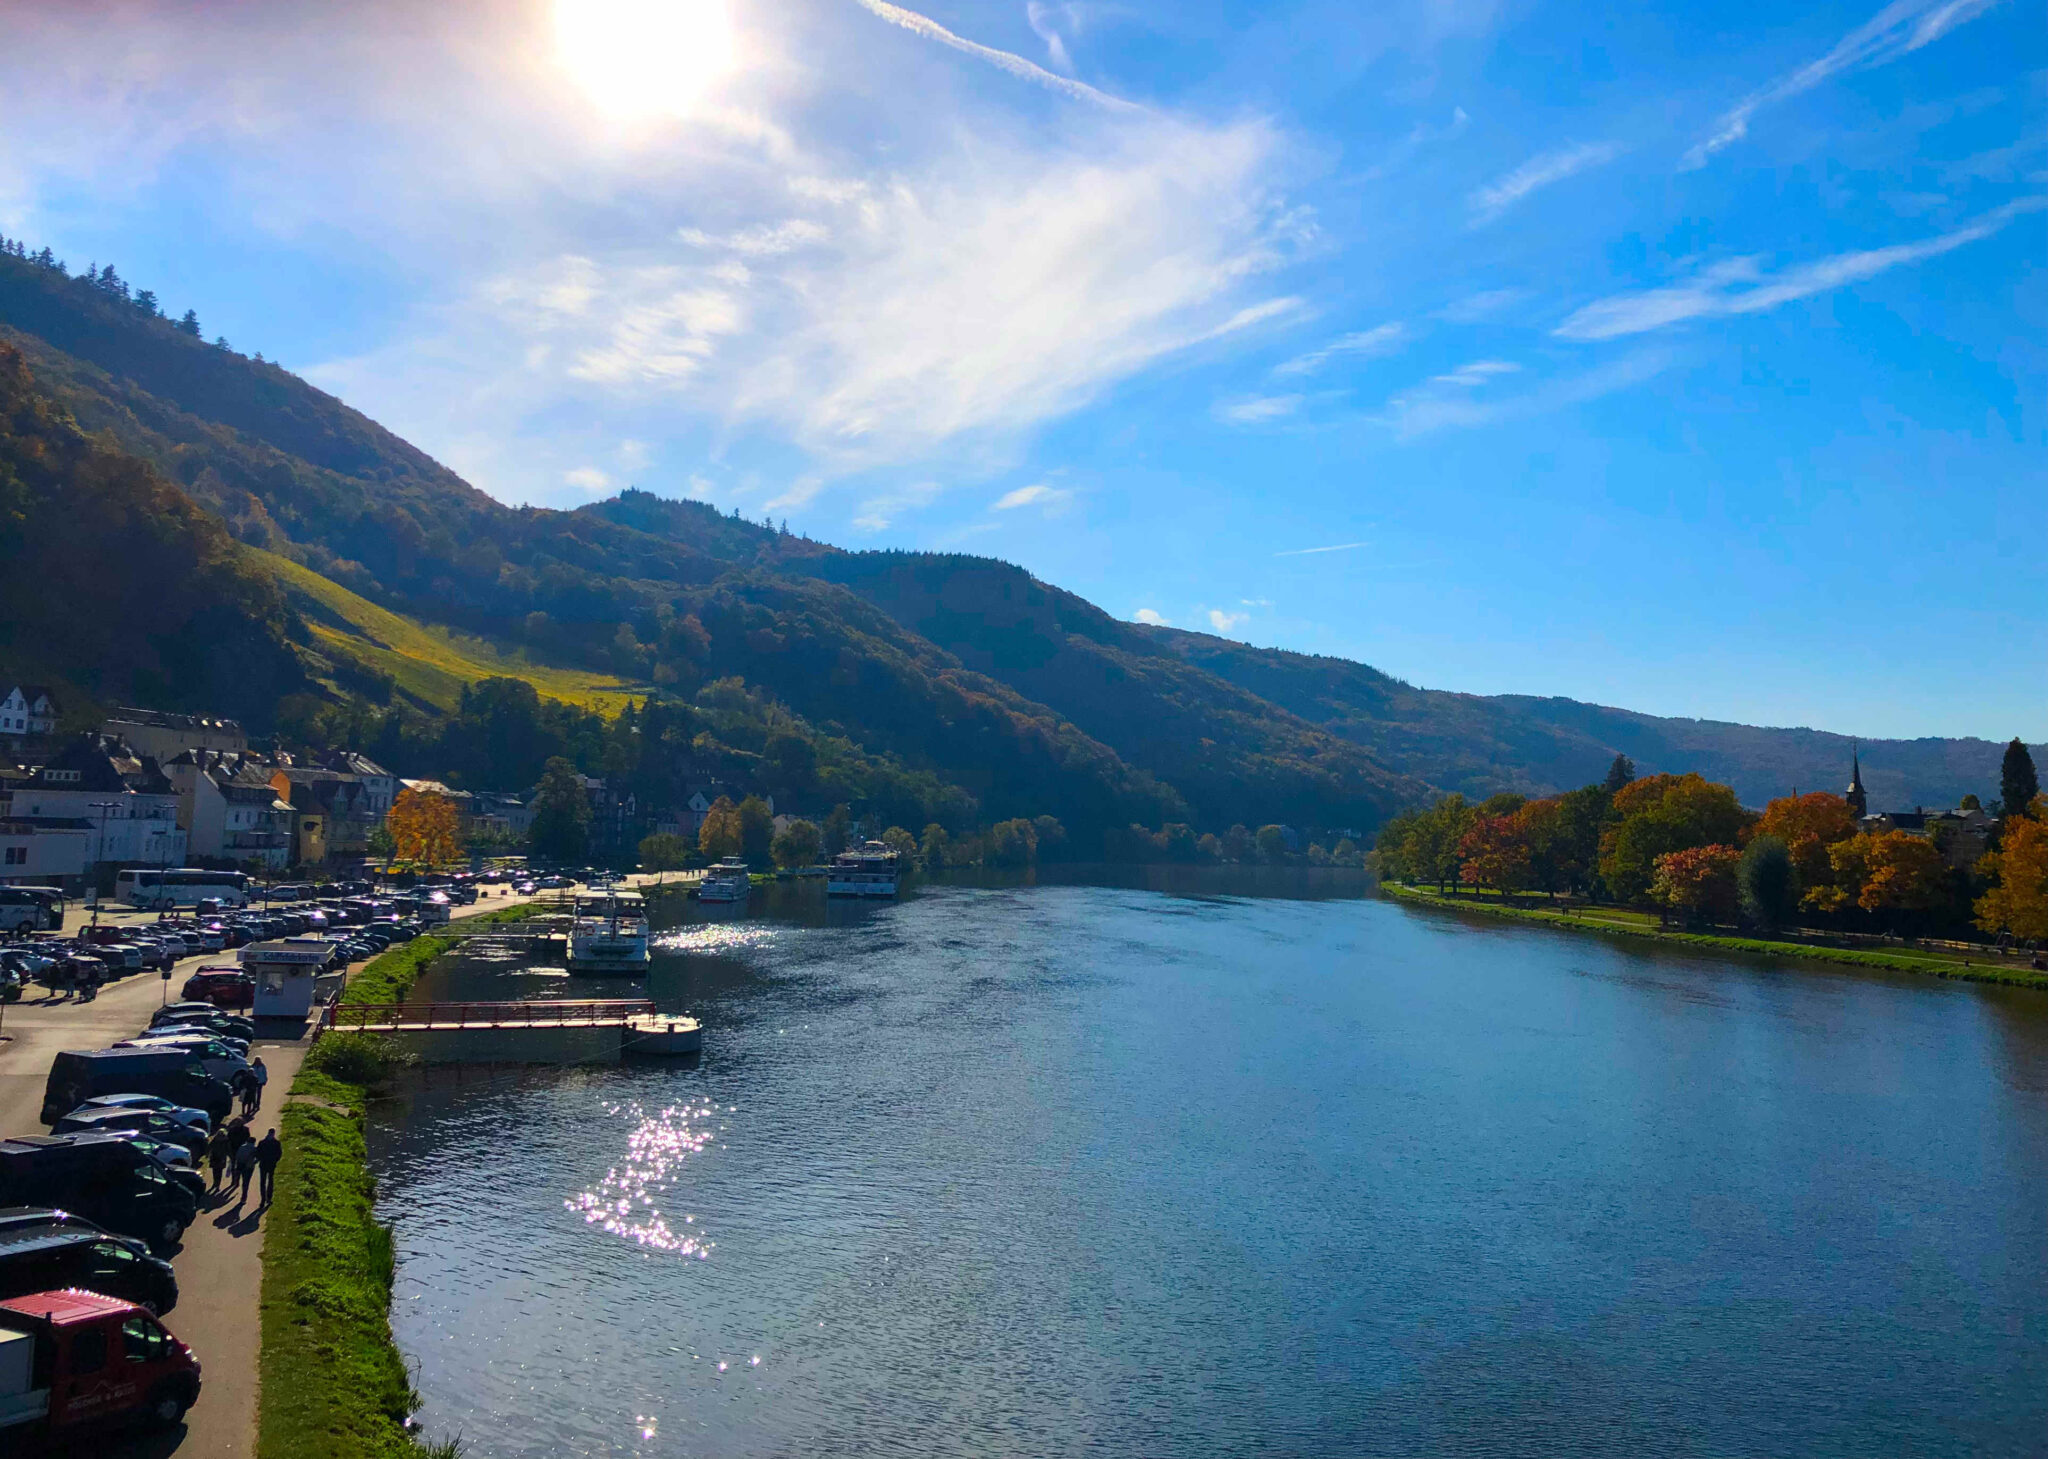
[1380,883,2048,991]
[257,903,546,1459]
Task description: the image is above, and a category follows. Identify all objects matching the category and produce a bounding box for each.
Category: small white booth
[242,939,338,1019]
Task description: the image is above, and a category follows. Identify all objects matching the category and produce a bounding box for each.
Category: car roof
[0,1288,135,1326]
[0,1226,101,1257]
[54,1109,154,1126]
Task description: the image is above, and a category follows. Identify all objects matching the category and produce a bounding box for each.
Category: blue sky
[2,0,2041,739]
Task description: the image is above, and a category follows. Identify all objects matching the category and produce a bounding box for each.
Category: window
[4,847,22,866]
[69,1327,107,1374]
[121,1316,169,1362]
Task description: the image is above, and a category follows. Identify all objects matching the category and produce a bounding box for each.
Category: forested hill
[0,239,2027,831]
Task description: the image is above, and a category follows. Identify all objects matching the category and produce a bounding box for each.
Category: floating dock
[317,999,699,1063]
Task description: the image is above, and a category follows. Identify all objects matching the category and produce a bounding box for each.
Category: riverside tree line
[1375,741,2048,942]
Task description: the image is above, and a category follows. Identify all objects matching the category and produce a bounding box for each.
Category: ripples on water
[370,876,2048,1458]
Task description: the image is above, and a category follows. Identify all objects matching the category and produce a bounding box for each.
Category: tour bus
[0,887,64,933]
[113,869,251,910]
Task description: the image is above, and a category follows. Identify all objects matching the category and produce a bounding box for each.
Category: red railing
[319,998,654,1034]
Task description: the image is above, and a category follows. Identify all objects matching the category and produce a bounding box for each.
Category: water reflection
[566,1097,723,1256]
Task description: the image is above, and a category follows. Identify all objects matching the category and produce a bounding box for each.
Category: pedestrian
[230,1067,254,1117]
[251,1056,269,1112]
[206,1124,231,1192]
[226,1115,251,1170]
[231,1137,258,1208]
[256,1128,282,1206]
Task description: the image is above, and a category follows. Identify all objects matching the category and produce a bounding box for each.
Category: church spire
[1845,744,1867,818]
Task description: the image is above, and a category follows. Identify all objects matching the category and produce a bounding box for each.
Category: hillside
[0,240,2027,829]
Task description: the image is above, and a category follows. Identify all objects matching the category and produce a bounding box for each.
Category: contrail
[851,0,1142,112]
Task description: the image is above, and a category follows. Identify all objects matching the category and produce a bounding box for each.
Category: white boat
[827,842,900,898]
[696,858,752,904]
[566,890,650,974]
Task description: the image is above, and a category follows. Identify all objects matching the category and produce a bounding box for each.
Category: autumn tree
[529,757,591,862]
[2001,739,2040,819]
[770,818,822,870]
[1599,773,1749,904]
[387,787,461,867]
[919,822,951,868]
[1511,797,1567,898]
[1975,799,2048,941]
[1255,824,1290,862]
[1824,830,1953,924]
[1458,813,1530,894]
[697,795,741,859]
[988,818,1040,867]
[1753,792,1857,907]
[1649,844,1740,925]
[881,825,919,868]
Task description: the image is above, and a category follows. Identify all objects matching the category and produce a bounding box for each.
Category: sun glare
[551,0,739,119]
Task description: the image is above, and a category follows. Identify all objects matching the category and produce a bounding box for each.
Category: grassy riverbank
[258,904,544,1459]
[1380,882,2048,991]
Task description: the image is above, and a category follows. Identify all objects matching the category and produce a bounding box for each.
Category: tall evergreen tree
[1603,754,1636,793]
[529,756,592,861]
[2001,739,2039,818]
[177,309,201,337]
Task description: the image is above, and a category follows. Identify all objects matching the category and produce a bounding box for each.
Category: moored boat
[696,857,752,903]
[826,841,900,898]
[566,889,650,974]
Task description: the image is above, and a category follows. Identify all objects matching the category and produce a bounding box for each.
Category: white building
[166,750,295,870]
[0,819,89,884]
[99,706,247,762]
[0,685,59,738]
[3,734,186,867]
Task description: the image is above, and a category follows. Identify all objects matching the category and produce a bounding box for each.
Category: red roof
[0,1288,134,1326]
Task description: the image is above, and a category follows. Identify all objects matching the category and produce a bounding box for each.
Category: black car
[0,1137,197,1253]
[0,1221,180,1314]
[41,1047,233,1126]
[51,1108,209,1159]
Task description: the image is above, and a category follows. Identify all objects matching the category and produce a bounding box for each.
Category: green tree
[528,757,591,862]
[881,825,919,869]
[367,824,397,871]
[919,822,951,868]
[1603,754,1636,794]
[737,795,775,866]
[1599,773,1749,904]
[1255,824,1289,862]
[2002,739,2040,819]
[638,832,691,882]
[1223,824,1253,863]
[1737,835,1799,931]
[822,803,853,858]
[771,819,822,869]
[1031,816,1068,861]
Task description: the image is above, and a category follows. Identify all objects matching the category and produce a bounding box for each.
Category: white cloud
[992,482,1072,511]
[1436,288,1527,323]
[1216,394,1303,424]
[851,0,1140,111]
[1377,351,1672,437]
[851,480,942,532]
[1026,2,1080,73]
[1207,609,1248,633]
[616,438,653,470]
[1684,0,2006,168]
[1241,597,1273,606]
[1468,142,1623,223]
[1429,359,1521,387]
[1272,322,1406,377]
[565,465,614,492]
[1133,608,1169,625]
[678,219,831,255]
[1554,199,2045,340]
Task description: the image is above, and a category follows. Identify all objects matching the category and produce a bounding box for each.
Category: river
[369,873,2048,1457]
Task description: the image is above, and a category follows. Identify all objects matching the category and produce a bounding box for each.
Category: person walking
[251,1056,270,1113]
[230,1067,255,1118]
[255,1128,282,1207]
[205,1124,231,1193]
[231,1135,258,1209]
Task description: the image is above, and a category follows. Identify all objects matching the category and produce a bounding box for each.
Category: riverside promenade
[0,887,550,1457]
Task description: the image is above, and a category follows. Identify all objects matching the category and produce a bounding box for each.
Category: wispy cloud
[565,465,613,493]
[1215,394,1302,425]
[1026,2,1079,73]
[1208,609,1248,633]
[1436,288,1527,323]
[1378,351,1672,437]
[1273,322,1406,377]
[1428,359,1521,387]
[852,0,1141,112]
[1133,607,1169,625]
[1684,0,2006,169]
[1469,142,1623,223]
[1554,198,2045,340]
[992,482,1072,512]
[1275,540,1371,556]
[852,480,942,532]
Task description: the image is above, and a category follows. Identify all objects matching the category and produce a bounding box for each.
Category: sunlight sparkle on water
[565,1099,721,1255]
[654,922,777,956]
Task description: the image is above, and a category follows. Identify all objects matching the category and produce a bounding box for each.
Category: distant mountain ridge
[0,243,2032,831]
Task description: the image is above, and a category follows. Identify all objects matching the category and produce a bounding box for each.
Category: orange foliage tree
[1458,813,1531,893]
[1974,799,2048,941]
[387,787,461,867]
[1821,830,1952,920]
[1649,844,1740,924]
[1753,792,1858,906]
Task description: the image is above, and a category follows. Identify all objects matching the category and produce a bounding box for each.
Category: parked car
[148,1007,256,1042]
[179,968,254,1009]
[40,1049,232,1127]
[70,1094,212,1134]
[48,1110,208,1161]
[0,1224,179,1315]
[111,1036,248,1082]
[0,1137,197,1253]
[0,1289,202,1437]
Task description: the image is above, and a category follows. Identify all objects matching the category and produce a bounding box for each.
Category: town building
[99,706,248,762]
[164,750,296,871]
[1844,747,1868,819]
[0,685,59,738]
[0,818,90,884]
[273,766,376,860]
[0,733,186,869]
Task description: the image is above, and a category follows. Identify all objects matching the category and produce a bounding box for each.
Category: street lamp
[88,802,117,930]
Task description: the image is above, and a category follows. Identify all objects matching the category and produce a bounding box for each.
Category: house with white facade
[0,685,59,738]
[3,733,186,868]
[99,706,247,761]
[0,819,90,884]
[165,750,295,871]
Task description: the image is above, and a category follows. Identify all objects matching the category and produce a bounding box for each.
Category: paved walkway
[0,891,539,1455]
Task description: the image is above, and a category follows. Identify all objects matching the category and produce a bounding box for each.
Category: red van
[0,1288,202,1437]
[178,967,254,1009]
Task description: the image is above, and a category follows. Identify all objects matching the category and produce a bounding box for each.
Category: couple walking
[206,1118,283,1209]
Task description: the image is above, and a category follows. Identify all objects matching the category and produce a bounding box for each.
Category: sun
[551,0,739,119]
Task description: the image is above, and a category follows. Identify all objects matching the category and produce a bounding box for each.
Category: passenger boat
[696,858,752,904]
[826,842,900,898]
[566,889,650,974]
